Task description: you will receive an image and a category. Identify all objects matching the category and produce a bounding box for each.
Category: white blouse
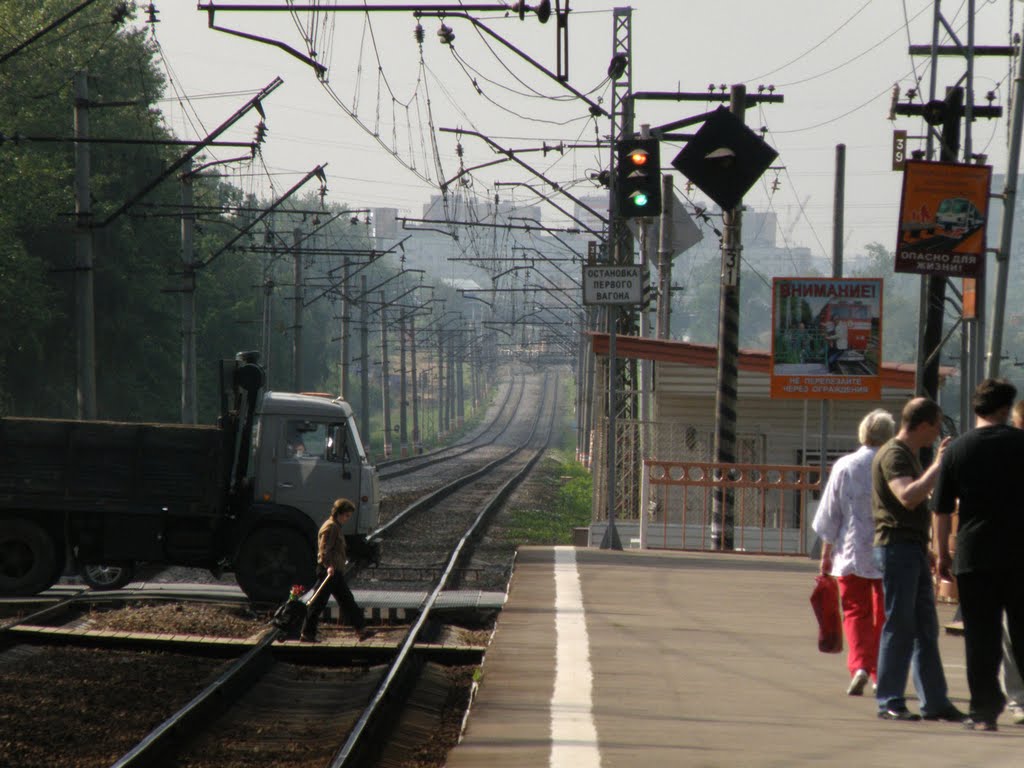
[811,444,882,578]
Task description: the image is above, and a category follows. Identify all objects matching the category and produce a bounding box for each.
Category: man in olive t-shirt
[870,397,963,723]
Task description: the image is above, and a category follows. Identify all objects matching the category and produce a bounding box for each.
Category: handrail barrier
[643,460,822,554]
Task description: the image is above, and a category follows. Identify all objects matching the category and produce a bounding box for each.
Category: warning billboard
[894,160,992,277]
[771,278,883,400]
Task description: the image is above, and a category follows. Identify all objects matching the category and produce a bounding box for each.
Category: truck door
[274,418,357,527]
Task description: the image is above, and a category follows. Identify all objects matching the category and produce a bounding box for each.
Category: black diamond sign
[671,106,779,211]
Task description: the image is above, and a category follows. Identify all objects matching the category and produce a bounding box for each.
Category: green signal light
[631,191,650,207]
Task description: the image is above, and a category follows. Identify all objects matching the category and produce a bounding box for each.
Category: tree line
[0,2,423,424]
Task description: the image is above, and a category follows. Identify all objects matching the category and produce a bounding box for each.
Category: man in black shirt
[935,379,1024,731]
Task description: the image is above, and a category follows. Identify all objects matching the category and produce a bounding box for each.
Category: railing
[644,460,822,555]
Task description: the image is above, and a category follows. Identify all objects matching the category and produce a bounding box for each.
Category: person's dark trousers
[957,569,1024,722]
[301,565,366,638]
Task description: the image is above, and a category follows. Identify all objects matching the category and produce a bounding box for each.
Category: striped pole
[711,84,746,550]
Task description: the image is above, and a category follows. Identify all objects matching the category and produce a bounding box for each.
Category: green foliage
[675,256,778,348]
[507,452,592,545]
[0,2,472,428]
[0,4,371,422]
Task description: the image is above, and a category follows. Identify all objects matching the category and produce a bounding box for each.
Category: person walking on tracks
[871,397,964,723]
[300,498,374,643]
[933,380,1024,731]
[813,408,895,696]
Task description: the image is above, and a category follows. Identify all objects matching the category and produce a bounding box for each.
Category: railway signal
[671,106,777,212]
[616,138,661,218]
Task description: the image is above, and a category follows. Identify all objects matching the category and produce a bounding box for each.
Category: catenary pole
[360,276,370,453]
[656,174,674,340]
[399,312,409,456]
[180,159,198,423]
[380,291,392,459]
[74,71,97,419]
[410,313,421,452]
[986,16,1024,379]
[711,84,746,551]
[292,227,304,391]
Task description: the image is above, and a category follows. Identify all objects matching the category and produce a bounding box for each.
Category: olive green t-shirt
[871,438,930,546]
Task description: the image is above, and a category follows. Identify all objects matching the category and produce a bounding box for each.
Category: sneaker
[299,633,320,644]
[847,669,869,696]
[878,708,922,721]
[1008,704,1024,725]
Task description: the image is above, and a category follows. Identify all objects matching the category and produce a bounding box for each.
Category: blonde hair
[859,408,895,447]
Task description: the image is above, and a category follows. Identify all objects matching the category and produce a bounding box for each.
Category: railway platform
[445,546,1024,768]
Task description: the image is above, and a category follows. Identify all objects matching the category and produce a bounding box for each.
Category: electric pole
[399,312,409,457]
[380,291,392,459]
[410,312,421,453]
[180,159,198,424]
[709,85,747,551]
[260,278,274,383]
[892,2,1006,422]
[340,255,351,399]
[292,227,304,392]
[74,70,97,419]
[359,275,370,453]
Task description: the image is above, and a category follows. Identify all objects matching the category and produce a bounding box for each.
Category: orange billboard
[894,160,991,277]
[771,278,883,400]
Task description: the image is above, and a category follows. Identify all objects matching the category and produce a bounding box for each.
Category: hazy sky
[143,1,1021,269]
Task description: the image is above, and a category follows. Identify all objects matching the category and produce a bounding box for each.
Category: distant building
[573,194,610,236]
[421,194,541,225]
[372,207,399,240]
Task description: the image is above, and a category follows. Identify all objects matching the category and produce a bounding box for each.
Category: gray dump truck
[0,352,379,603]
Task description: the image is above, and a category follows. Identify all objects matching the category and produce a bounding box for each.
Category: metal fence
[643,459,821,555]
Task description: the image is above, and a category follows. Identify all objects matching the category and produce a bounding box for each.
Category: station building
[581,333,949,554]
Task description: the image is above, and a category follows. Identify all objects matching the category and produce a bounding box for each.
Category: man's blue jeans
[874,541,951,715]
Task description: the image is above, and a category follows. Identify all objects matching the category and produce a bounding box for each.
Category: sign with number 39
[892,130,907,171]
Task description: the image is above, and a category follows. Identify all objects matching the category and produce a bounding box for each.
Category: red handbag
[810,575,843,653]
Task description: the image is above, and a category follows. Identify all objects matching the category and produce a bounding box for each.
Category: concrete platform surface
[446,546,1024,768]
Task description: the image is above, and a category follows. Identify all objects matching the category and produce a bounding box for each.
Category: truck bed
[0,417,228,514]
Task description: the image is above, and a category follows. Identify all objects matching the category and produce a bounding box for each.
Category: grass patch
[507,449,592,545]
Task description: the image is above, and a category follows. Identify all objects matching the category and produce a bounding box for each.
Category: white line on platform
[550,545,601,768]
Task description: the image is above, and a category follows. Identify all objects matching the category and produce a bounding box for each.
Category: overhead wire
[448,46,597,126]
[744,0,879,83]
[777,3,932,89]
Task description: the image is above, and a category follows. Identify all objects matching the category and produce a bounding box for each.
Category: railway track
[0,366,565,768]
[376,370,524,481]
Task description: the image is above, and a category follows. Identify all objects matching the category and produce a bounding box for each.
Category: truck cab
[225,389,380,603]
[251,391,378,535]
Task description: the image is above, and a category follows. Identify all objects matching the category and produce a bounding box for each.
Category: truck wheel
[80,563,135,590]
[0,519,60,596]
[235,527,314,605]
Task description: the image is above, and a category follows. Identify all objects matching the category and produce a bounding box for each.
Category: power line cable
[744,0,879,83]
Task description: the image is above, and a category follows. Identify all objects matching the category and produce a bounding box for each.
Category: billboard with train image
[771,278,883,400]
